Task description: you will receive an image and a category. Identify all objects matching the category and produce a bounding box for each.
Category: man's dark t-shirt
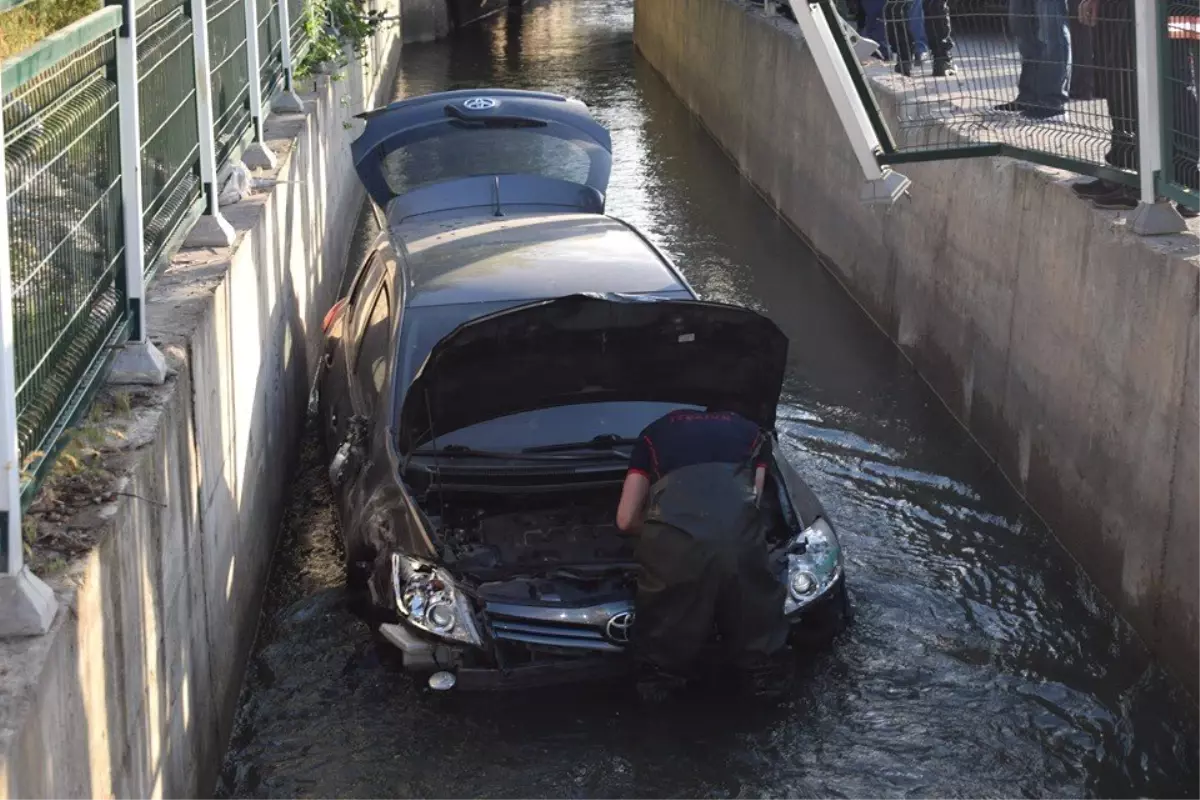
[627,410,769,483]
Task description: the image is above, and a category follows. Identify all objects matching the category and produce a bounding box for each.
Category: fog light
[427,602,456,632]
[428,671,456,691]
[790,570,816,598]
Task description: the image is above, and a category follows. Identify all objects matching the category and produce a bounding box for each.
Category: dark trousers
[1094,3,1137,169]
[633,521,788,676]
[884,0,953,64]
[1067,0,1096,98]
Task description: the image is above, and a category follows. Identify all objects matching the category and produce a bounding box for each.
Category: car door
[323,246,386,459]
[330,255,398,516]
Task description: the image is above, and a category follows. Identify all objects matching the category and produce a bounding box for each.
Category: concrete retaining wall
[0,8,405,797]
[634,0,1199,694]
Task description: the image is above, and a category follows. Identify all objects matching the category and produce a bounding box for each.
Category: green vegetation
[0,0,100,60]
[294,0,385,78]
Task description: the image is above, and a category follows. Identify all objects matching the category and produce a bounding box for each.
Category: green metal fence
[1158,0,1199,208]
[258,0,286,100]
[818,0,1200,203]
[138,0,204,275]
[208,0,252,168]
[289,0,310,63]
[2,14,129,491]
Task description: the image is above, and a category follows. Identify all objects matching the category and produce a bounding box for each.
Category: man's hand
[1079,0,1098,27]
[616,472,651,533]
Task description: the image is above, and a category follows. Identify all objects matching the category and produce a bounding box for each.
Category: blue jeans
[1009,0,1071,110]
[908,0,928,54]
[860,0,891,57]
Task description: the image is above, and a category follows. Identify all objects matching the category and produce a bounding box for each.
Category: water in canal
[217,2,1200,796]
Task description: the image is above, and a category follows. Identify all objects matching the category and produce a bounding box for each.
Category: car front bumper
[376,573,847,692]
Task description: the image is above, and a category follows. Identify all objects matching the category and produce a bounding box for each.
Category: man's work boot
[634,664,688,704]
[931,58,956,77]
[1071,178,1116,198]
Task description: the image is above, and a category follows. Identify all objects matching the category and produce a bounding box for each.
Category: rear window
[382,125,599,196]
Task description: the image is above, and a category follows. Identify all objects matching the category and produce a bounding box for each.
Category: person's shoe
[993,100,1025,112]
[1071,178,1116,198]
[913,49,926,65]
[634,666,687,704]
[1091,187,1139,210]
[1021,105,1066,119]
[1177,202,1200,219]
[894,60,912,77]
[931,58,956,77]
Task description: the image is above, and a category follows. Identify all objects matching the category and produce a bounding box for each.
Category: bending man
[616,408,791,699]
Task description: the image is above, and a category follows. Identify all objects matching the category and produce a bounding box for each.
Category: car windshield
[382,125,602,197]
[392,301,703,454]
[431,401,703,453]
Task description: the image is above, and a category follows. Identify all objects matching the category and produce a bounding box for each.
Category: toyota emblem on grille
[463,97,497,110]
[605,611,635,644]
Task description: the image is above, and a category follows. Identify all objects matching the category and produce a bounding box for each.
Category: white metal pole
[0,90,22,578]
[185,0,237,246]
[783,0,910,203]
[274,0,305,112]
[242,0,278,167]
[107,0,169,384]
[0,79,56,634]
[1129,0,1187,233]
[114,0,147,342]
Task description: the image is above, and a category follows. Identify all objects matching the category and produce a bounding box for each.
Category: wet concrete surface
[216,1,1200,796]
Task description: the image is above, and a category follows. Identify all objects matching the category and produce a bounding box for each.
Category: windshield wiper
[410,444,623,461]
[522,434,640,454]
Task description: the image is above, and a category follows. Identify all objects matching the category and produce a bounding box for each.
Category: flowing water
[217,2,1200,795]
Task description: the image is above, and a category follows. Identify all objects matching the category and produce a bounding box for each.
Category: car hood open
[396,293,788,454]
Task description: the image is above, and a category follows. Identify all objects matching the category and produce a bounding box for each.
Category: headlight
[391,554,483,646]
[783,518,843,614]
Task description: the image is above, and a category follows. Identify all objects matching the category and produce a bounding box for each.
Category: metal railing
[781,0,1199,220]
[0,0,313,626]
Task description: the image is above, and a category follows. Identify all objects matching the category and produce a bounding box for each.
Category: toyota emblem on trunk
[463,97,497,110]
[605,611,634,644]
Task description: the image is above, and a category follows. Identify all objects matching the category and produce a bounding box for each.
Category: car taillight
[322,299,346,333]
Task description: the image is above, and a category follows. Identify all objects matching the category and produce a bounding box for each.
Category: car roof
[391,212,689,308]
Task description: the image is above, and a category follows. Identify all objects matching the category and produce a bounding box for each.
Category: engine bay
[433,493,636,578]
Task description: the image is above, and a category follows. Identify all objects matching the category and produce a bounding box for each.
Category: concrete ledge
[0,10,402,797]
[634,0,1199,694]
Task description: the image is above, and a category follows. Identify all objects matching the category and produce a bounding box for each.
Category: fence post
[0,96,57,636]
[185,0,238,247]
[242,0,279,169]
[1130,0,1188,233]
[273,0,305,112]
[783,0,910,203]
[109,0,169,384]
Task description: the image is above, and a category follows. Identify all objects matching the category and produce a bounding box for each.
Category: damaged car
[315,89,848,691]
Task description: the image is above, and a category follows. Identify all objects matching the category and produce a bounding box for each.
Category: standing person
[1071,0,1139,206]
[995,0,1073,117]
[1071,0,1198,216]
[885,0,956,76]
[861,0,895,59]
[615,408,792,701]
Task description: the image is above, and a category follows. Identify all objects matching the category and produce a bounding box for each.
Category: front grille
[485,600,633,653]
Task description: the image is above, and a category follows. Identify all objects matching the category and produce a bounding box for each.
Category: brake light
[323,299,347,333]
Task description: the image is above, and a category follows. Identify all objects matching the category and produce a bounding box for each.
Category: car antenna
[424,387,447,519]
[492,175,503,217]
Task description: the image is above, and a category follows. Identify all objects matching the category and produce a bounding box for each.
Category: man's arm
[616,471,651,532]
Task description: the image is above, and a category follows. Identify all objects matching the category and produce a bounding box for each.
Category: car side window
[354,283,392,413]
[347,251,382,330]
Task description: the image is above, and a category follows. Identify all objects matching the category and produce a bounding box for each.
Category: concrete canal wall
[0,3,422,795]
[634,0,1199,695]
